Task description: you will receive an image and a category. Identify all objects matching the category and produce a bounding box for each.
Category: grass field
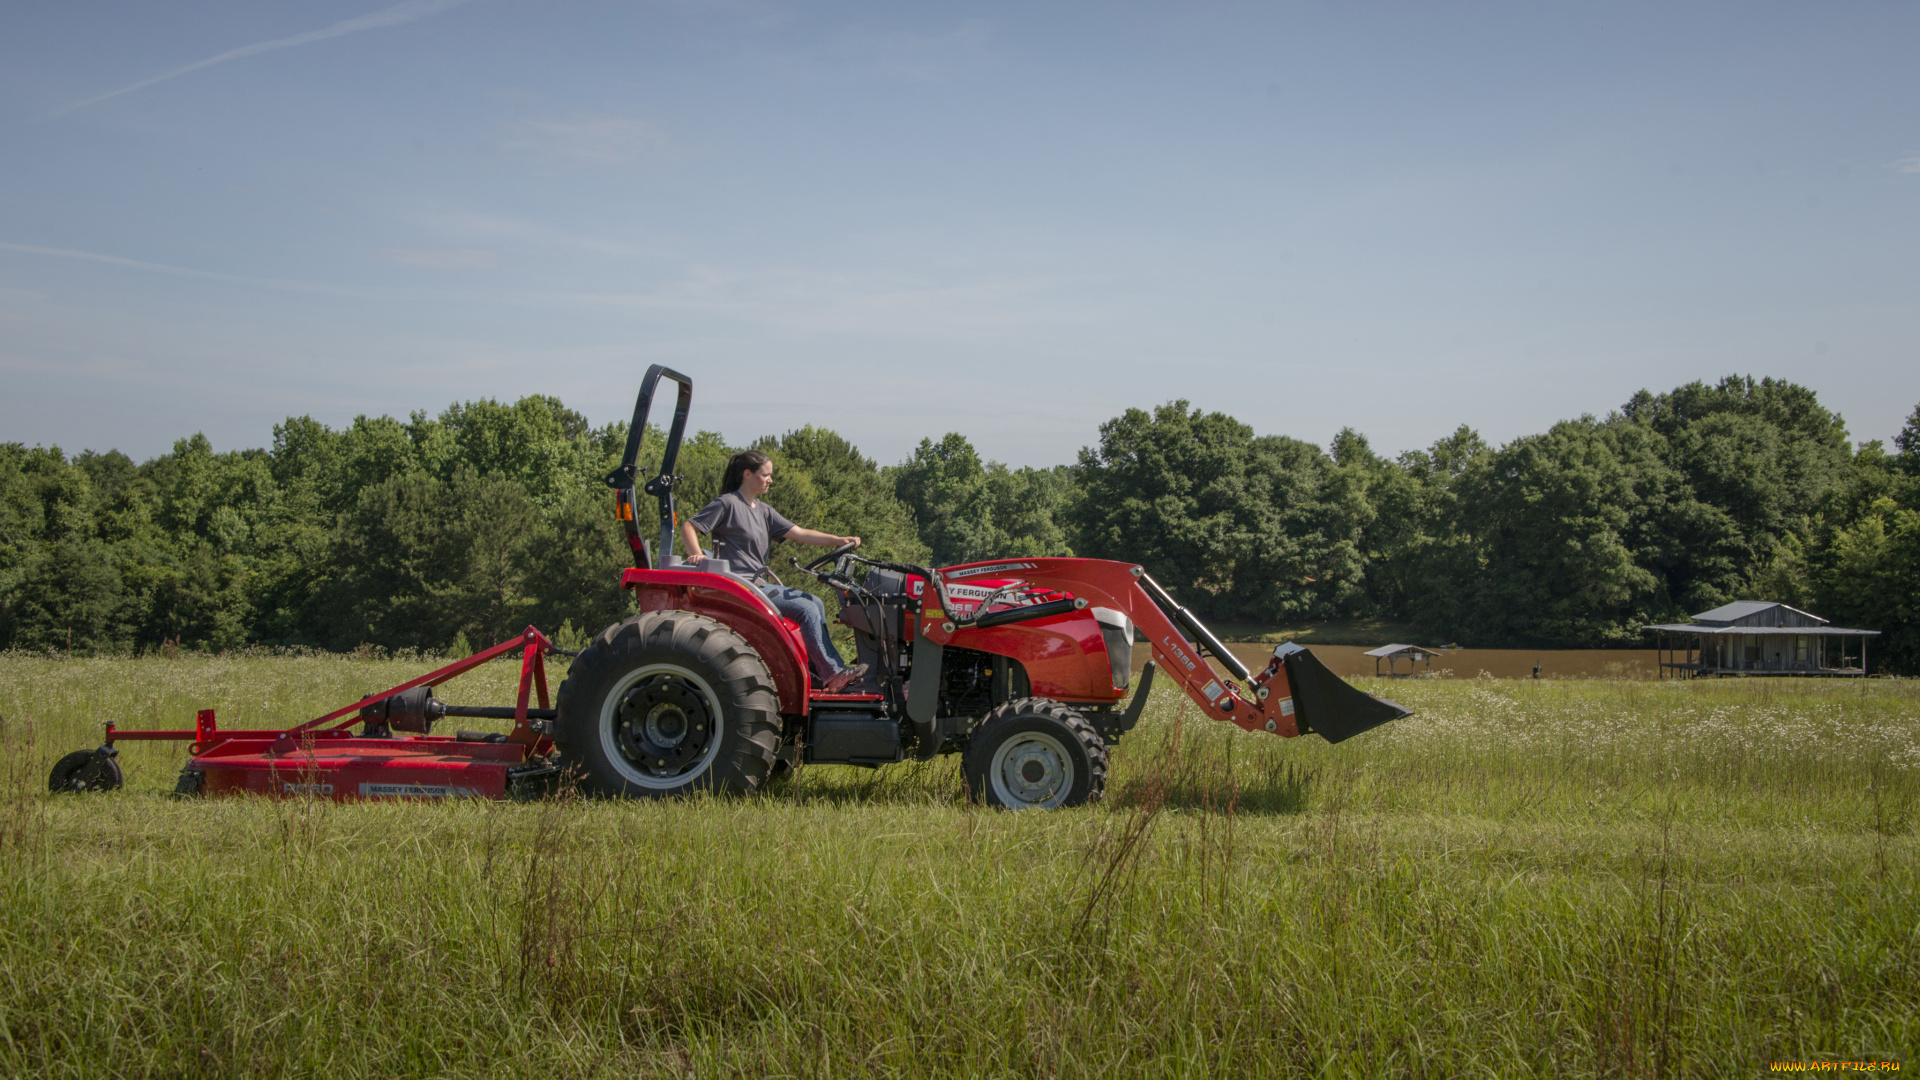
[1,652,1915,1078]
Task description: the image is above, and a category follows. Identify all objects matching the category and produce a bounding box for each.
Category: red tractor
[558,366,1409,809]
[51,366,1408,809]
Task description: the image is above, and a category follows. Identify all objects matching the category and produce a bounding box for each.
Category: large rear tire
[963,699,1107,810]
[555,612,781,798]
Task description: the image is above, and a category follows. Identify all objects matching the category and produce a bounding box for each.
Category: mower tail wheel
[963,699,1107,810]
[554,611,781,799]
[49,748,124,794]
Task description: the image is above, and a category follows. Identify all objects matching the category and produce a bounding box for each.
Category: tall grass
[0,653,1914,1077]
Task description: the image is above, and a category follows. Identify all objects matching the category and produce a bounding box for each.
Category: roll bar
[604,364,693,570]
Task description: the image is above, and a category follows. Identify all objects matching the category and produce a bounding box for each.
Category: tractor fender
[622,568,812,714]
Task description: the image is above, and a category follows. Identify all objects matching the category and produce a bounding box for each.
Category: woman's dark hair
[720,450,773,495]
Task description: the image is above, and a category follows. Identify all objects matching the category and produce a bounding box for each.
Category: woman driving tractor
[680,450,870,693]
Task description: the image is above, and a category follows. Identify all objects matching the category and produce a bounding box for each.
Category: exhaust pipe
[1274,642,1411,743]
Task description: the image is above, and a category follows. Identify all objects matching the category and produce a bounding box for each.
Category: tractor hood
[1274,642,1412,743]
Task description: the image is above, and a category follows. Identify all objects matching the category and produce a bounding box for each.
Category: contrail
[0,240,245,281]
[0,240,365,296]
[50,0,472,116]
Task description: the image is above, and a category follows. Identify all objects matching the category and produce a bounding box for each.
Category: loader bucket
[1277,643,1412,744]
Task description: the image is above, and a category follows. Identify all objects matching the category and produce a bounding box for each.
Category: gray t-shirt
[688,491,795,582]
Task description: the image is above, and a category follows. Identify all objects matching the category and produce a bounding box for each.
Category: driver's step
[809,691,884,704]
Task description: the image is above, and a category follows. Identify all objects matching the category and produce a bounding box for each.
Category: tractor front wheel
[555,612,781,798]
[963,699,1107,810]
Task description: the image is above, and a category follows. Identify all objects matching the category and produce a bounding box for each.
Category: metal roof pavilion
[1640,624,1878,636]
[1689,600,1822,625]
[1363,644,1444,659]
[1646,599,1878,678]
[1364,643,1443,677]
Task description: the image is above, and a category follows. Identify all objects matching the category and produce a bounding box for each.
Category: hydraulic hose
[1137,574,1251,681]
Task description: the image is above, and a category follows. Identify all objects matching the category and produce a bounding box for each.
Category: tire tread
[963,697,1108,808]
[555,611,781,798]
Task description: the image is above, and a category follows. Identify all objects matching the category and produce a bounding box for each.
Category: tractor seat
[688,556,761,589]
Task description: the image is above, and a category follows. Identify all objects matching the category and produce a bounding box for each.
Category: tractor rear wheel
[555,612,781,798]
[963,699,1107,810]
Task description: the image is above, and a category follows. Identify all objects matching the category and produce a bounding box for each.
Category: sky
[2,0,1916,468]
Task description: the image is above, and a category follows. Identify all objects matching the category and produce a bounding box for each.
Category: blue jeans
[759,585,848,679]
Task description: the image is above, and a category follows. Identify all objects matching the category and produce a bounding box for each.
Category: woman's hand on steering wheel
[804,536,861,572]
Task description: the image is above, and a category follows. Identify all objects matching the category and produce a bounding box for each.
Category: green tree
[1620,376,1853,611]
[1893,402,1920,477]
[1363,426,1487,629]
[437,395,607,505]
[323,470,552,652]
[528,484,637,638]
[888,434,1067,566]
[1070,401,1370,623]
[1817,497,1920,673]
[986,463,1075,560]
[760,426,926,566]
[1443,419,1668,646]
[890,433,998,565]
[0,446,138,651]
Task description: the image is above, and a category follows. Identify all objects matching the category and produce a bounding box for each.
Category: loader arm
[920,557,1410,742]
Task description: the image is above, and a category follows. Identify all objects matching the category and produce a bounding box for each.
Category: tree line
[3,377,1917,671]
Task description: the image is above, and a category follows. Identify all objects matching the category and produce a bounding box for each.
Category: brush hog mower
[55,366,1410,809]
[49,629,568,801]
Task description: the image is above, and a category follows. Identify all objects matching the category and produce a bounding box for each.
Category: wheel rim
[988,731,1075,809]
[599,664,726,789]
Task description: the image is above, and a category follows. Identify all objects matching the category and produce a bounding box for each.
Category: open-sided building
[1646,601,1878,678]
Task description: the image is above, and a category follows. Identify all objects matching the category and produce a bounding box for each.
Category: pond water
[1129,643,1662,681]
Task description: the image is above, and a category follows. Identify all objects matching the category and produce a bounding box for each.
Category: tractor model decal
[946,562,1039,579]
[1161,635,1201,673]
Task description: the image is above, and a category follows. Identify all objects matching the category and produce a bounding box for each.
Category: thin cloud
[511,264,1107,341]
[377,247,501,270]
[0,240,366,296]
[411,209,646,256]
[505,114,684,166]
[50,0,473,116]
[827,20,995,82]
[1895,156,1920,174]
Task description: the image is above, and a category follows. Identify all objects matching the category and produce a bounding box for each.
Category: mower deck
[184,735,539,800]
[74,627,564,802]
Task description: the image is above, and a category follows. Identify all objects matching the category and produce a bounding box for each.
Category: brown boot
[823,664,869,693]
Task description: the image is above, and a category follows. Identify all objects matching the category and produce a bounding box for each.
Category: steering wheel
[805,540,861,572]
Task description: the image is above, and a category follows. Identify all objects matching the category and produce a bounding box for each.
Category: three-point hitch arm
[606,364,694,570]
